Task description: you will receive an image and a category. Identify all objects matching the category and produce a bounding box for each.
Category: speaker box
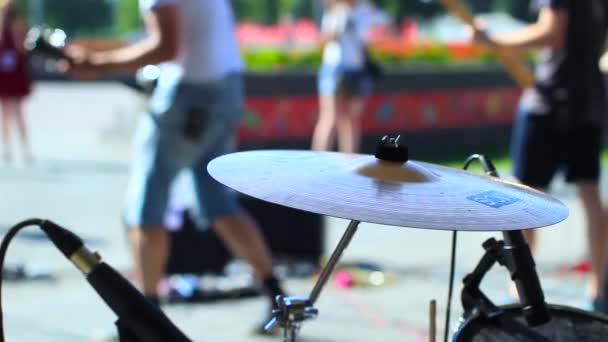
[165,210,231,275]
[240,195,324,264]
[166,195,324,275]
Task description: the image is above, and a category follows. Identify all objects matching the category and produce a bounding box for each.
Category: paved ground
[0,82,602,341]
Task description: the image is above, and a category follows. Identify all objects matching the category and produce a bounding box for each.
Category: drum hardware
[446,155,580,342]
[262,137,404,341]
[452,303,608,341]
[457,154,550,327]
[264,220,360,341]
[264,296,319,342]
[442,154,501,342]
[459,236,549,326]
[208,136,570,341]
[208,139,568,232]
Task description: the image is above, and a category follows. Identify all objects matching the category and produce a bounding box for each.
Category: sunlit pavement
[0,82,600,341]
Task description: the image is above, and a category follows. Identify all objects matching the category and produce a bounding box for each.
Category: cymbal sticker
[466,191,521,209]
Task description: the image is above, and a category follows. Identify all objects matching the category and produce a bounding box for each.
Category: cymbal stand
[265,220,361,341]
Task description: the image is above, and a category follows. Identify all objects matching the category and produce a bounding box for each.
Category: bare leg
[212,211,285,335]
[212,212,273,280]
[577,181,607,299]
[1,99,12,162]
[336,96,364,154]
[11,98,31,161]
[522,228,537,251]
[128,226,170,297]
[311,94,337,151]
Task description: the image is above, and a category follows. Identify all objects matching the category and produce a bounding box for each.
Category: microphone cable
[443,154,498,342]
[0,218,192,342]
[0,218,44,342]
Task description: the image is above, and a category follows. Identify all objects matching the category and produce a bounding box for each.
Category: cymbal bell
[208,150,569,231]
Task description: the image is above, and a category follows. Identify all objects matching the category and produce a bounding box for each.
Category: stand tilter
[461,232,549,327]
[265,220,360,342]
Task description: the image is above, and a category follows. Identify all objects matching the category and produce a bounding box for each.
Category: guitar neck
[438,0,534,88]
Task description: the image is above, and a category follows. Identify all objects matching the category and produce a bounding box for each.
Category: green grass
[415,143,511,171]
[435,148,608,174]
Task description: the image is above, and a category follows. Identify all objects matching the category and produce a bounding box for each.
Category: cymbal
[208,150,569,231]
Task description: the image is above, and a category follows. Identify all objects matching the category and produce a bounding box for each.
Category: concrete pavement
[0,82,600,341]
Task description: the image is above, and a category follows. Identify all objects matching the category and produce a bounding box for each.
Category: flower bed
[242,41,532,72]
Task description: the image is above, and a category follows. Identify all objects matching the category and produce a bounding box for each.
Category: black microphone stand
[115,320,143,342]
[460,155,551,327]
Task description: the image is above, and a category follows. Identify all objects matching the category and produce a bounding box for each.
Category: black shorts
[338,69,374,97]
[511,107,602,188]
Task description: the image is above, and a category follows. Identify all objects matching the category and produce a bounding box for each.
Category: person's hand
[471,28,493,46]
[59,44,100,79]
[466,18,494,47]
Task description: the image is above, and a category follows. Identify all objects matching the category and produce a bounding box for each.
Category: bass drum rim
[452,303,608,342]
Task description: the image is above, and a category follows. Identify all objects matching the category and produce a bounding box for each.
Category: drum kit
[208,135,608,341]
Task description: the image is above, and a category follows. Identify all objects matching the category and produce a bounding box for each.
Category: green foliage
[368,49,403,65]
[15,0,534,40]
[114,0,142,35]
[43,0,113,37]
[242,48,323,72]
[402,45,453,65]
[231,0,310,23]
[374,0,443,21]
[288,49,322,68]
[242,48,290,71]
[241,45,508,71]
[232,0,271,22]
[12,0,28,19]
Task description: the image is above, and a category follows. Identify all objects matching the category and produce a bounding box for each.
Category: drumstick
[429,299,437,342]
[438,0,535,88]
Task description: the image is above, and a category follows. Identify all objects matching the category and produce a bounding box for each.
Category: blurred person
[601,50,608,73]
[311,0,376,153]
[469,0,608,308]
[63,0,285,334]
[0,0,32,164]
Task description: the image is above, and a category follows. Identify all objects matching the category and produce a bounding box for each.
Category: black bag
[166,210,231,275]
[239,195,324,264]
[166,196,325,275]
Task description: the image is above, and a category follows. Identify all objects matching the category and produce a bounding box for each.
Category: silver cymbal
[208,150,569,231]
